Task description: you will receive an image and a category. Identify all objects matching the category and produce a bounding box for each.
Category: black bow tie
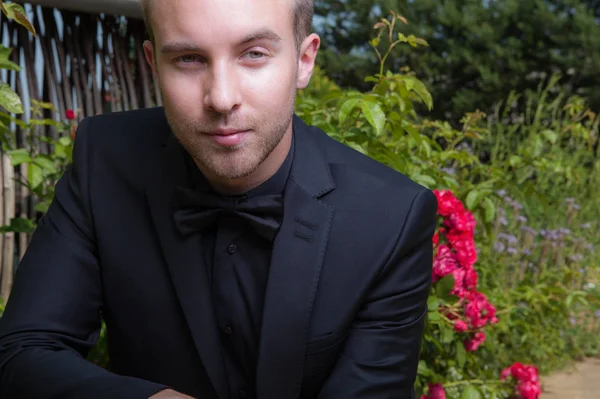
[172,186,284,242]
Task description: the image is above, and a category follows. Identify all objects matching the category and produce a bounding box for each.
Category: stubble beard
[165,90,296,181]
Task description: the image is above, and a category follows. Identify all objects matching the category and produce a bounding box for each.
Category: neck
[200,127,293,196]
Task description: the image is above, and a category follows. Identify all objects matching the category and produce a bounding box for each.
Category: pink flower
[454,320,469,332]
[501,362,541,399]
[517,380,542,399]
[464,331,486,352]
[444,210,476,236]
[464,267,478,291]
[421,383,446,399]
[433,190,464,217]
[66,109,76,120]
[451,267,468,298]
[433,245,459,282]
[446,231,477,269]
[465,292,497,328]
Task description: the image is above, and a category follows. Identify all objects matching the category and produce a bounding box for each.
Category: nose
[203,62,242,114]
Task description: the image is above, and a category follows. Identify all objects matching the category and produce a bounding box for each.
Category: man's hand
[149,388,196,399]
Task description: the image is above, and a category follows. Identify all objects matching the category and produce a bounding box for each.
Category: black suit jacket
[0,108,438,399]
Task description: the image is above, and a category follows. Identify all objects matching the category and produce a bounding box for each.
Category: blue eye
[245,51,265,59]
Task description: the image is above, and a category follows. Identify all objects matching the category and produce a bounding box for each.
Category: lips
[208,129,250,147]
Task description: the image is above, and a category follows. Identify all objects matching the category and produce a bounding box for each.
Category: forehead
[150,0,294,45]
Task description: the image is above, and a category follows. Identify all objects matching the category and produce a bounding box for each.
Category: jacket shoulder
[304,123,431,198]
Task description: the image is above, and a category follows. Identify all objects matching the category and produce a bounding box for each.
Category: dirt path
[541,357,600,398]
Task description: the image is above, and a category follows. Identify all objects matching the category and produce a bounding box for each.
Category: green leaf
[428,311,442,321]
[360,100,386,136]
[436,274,458,303]
[509,155,522,167]
[542,129,558,144]
[346,142,367,155]
[461,385,482,399]
[417,360,433,377]
[0,46,20,71]
[8,148,31,166]
[427,296,440,311]
[412,174,436,188]
[483,197,496,222]
[339,98,360,125]
[456,340,467,368]
[28,163,43,189]
[0,82,23,114]
[33,155,58,174]
[34,201,50,214]
[403,76,433,110]
[0,217,36,233]
[59,136,73,147]
[1,3,36,35]
[441,323,454,343]
[465,190,481,210]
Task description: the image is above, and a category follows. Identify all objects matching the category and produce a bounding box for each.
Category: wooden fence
[0,3,151,301]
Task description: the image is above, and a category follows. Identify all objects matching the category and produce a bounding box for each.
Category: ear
[296,33,320,90]
[143,40,158,79]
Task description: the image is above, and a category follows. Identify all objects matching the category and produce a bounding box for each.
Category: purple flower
[581,223,592,229]
[494,241,506,252]
[569,254,584,262]
[570,316,576,326]
[559,228,571,236]
[585,243,594,252]
[499,216,508,226]
[566,198,576,204]
[579,268,585,273]
[522,249,531,256]
[498,233,519,244]
[496,190,507,197]
[507,247,518,255]
[573,204,580,210]
[517,215,528,223]
[522,226,538,236]
[595,310,600,319]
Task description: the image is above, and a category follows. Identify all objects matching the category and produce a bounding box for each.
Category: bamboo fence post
[1,152,15,302]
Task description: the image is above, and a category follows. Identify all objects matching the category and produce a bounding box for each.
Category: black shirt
[184,138,295,399]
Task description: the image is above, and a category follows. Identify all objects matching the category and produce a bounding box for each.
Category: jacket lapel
[256,116,336,399]
[145,131,228,399]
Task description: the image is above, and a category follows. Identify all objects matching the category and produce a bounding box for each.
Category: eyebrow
[161,28,282,54]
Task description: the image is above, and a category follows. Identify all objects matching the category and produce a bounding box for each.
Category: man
[0,0,438,398]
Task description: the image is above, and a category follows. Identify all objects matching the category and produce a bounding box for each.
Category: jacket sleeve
[0,118,169,399]
[318,188,438,399]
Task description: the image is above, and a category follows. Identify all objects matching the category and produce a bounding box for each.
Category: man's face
[144,0,318,185]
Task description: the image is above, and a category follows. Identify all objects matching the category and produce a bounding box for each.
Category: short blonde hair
[140,0,313,50]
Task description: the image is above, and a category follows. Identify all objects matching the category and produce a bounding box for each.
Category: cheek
[159,69,203,112]
[242,60,296,105]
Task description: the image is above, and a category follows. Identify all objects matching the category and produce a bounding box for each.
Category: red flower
[501,362,541,399]
[454,320,468,332]
[433,190,464,217]
[446,231,477,268]
[517,380,541,399]
[66,109,76,120]
[433,245,459,282]
[464,331,486,352]
[451,267,467,298]
[464,267,478,291]
[444,210,476,235]
[420,383,446,399]
[465,292,497,328]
